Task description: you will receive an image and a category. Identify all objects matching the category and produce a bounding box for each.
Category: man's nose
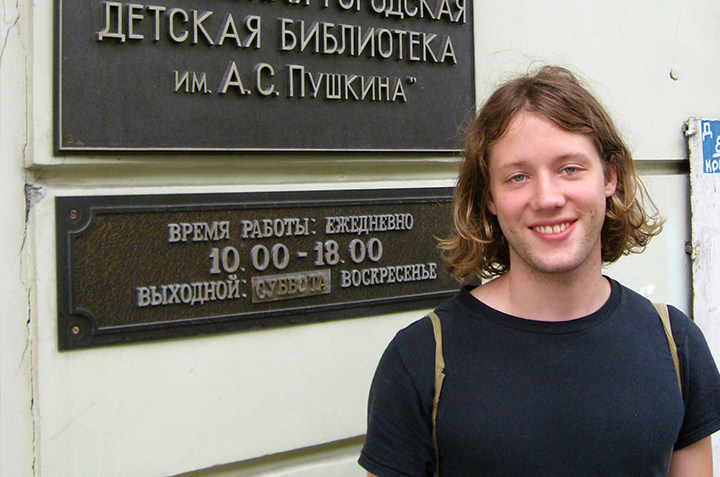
[530,174,565,210]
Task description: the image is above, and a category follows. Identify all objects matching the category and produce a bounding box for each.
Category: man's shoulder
[389,289,469,352]
[611,279,692,336]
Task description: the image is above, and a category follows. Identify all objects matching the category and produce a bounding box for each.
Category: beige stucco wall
[2,1,719,475]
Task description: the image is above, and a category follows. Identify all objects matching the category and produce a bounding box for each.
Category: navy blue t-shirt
[359,279,720,476]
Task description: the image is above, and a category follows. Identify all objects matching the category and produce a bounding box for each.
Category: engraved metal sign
[55,0,475,152]
[56,188,458,349]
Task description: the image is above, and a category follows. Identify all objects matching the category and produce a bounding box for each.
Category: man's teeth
[533,222,570,235]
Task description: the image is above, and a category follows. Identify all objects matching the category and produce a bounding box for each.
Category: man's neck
[473,263,611,322]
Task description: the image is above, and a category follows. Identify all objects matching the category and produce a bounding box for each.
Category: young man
[359,66,720,476]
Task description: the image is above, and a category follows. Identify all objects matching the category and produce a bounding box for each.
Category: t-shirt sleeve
[672,307,720,449]
[359,322,436,477]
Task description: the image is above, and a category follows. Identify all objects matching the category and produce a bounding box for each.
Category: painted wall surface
[2,1,720,475]
[0,0,35,474]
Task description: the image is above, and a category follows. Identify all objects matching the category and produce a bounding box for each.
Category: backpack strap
[428,311,444,477]
[653,303,682,394]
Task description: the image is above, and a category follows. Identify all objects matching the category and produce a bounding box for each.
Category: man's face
[486,110,617,278]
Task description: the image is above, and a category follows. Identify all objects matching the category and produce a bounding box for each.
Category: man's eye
[562,166,577,174]
[509,174,526,183]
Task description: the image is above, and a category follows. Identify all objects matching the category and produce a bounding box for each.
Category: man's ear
[605,164,618,198]
[487,194,497,215]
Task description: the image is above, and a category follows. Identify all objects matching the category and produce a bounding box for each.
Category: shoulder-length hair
[440,66,662,282]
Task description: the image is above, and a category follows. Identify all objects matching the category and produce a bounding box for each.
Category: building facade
[2,0,720,474]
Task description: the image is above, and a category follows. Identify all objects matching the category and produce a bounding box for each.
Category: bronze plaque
[56,188,458,349]
[55,0,475,152]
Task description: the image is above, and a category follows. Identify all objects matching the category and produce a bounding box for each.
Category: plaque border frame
[53,0,476,153]
[56,187,457,350]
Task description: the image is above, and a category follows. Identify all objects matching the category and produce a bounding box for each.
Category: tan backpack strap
[428,311,445,477]
[653,303,682,394]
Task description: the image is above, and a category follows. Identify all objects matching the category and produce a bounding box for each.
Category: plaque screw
[65,135,74,143]
[69,209,78,219]
[71,325,81,335]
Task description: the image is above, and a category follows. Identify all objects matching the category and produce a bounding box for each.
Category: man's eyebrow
[555,152,591,161]
[493,160,529,173]
[495,153,590,169]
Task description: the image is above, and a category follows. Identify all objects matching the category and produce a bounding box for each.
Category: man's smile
[531,221,573,235]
